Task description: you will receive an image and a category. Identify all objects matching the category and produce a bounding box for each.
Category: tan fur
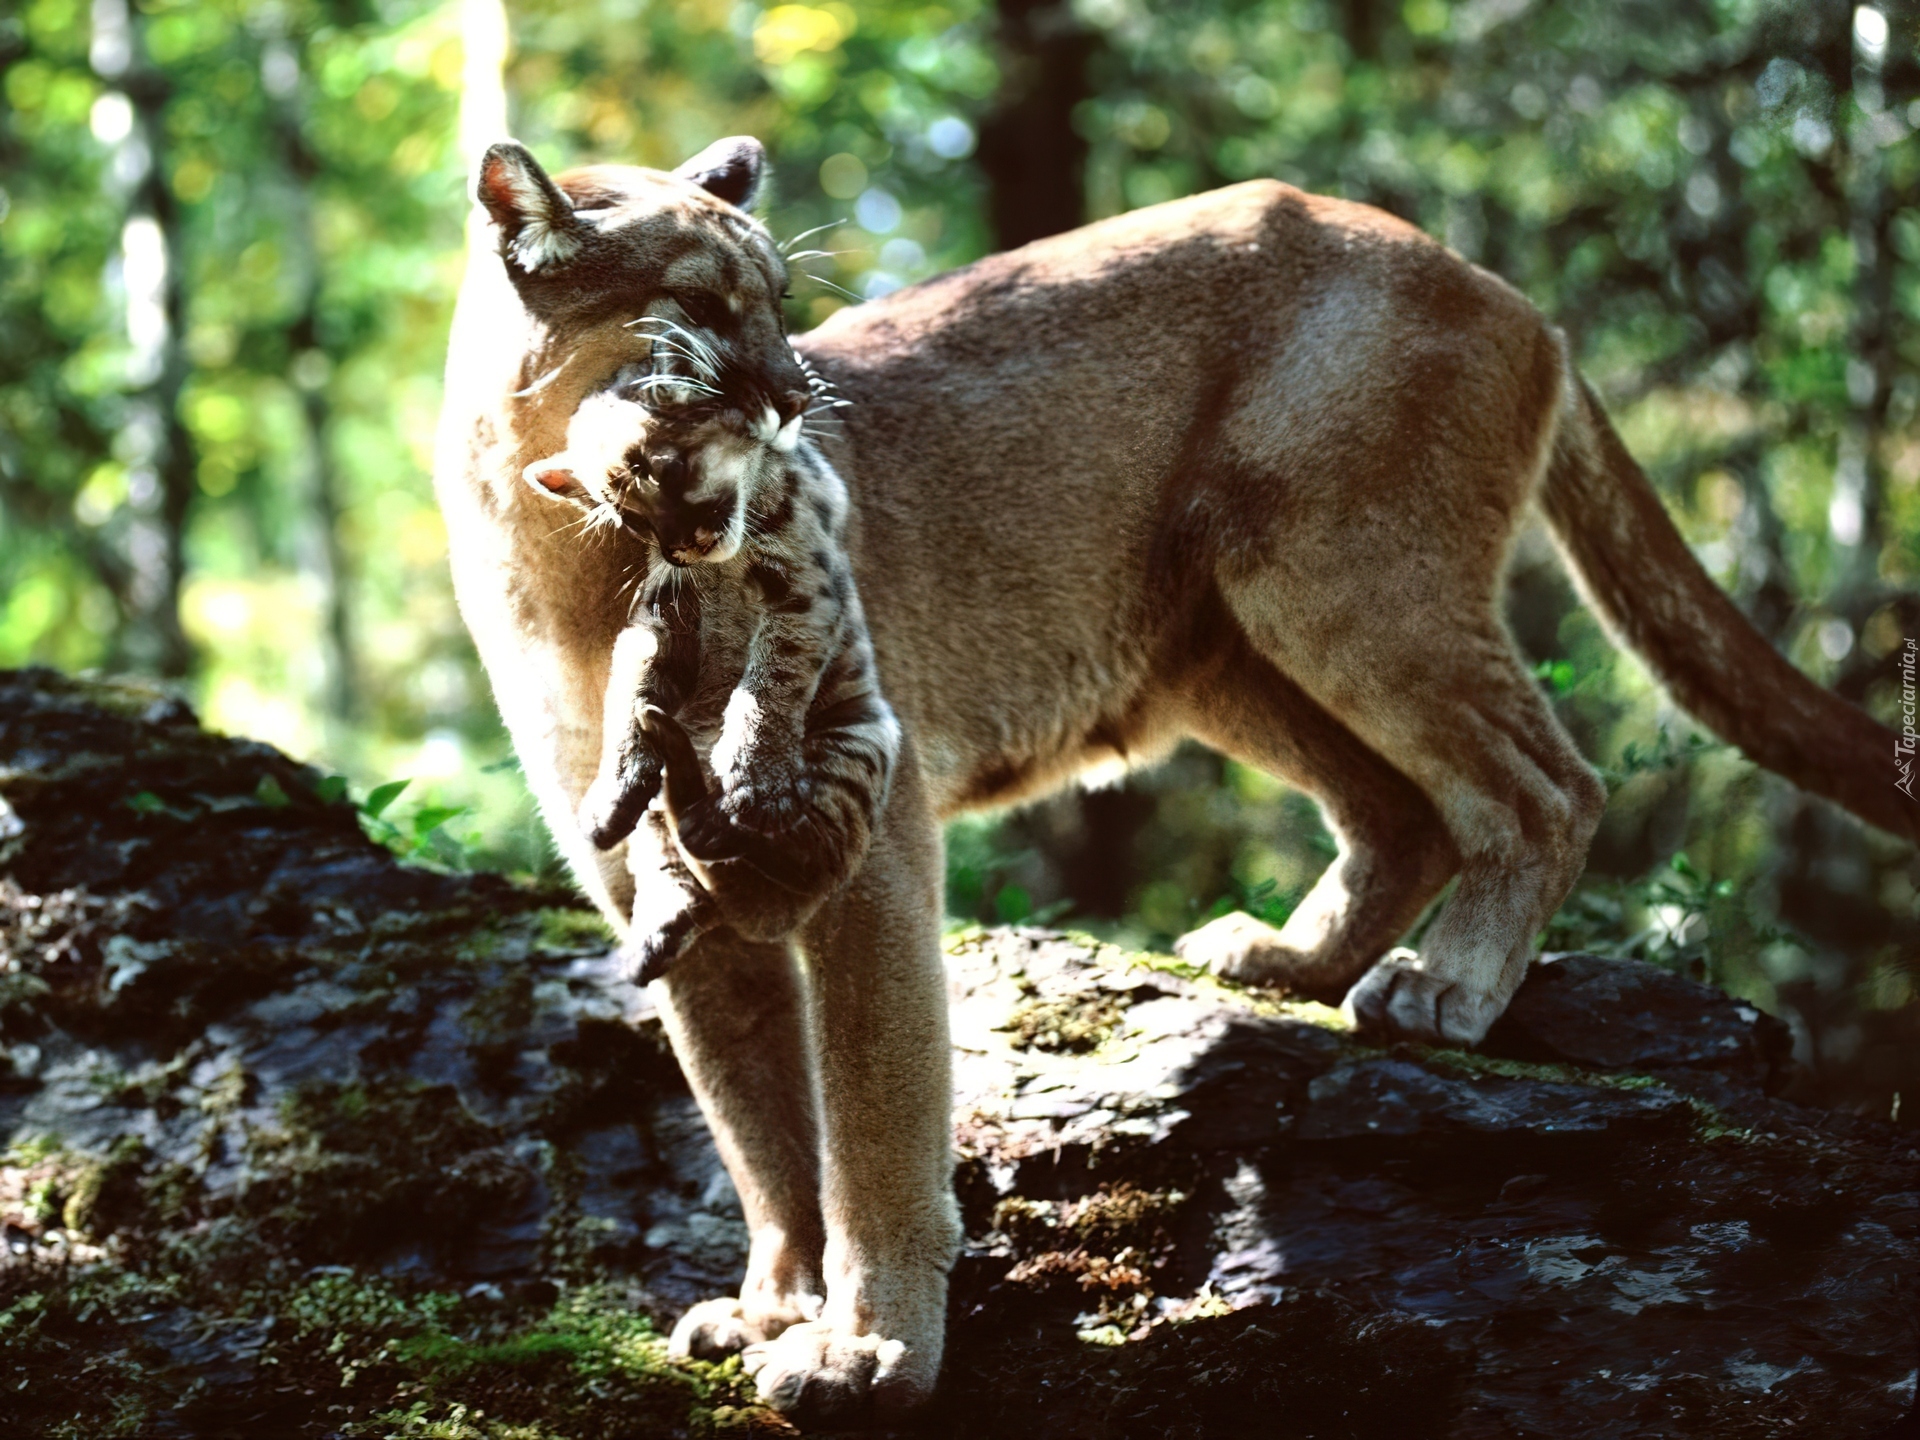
[437,151,1916,1420]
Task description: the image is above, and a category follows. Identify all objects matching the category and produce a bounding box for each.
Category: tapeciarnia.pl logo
[1899,637,1917,800]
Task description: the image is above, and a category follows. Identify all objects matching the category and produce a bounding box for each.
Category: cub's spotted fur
[523,383,897,981]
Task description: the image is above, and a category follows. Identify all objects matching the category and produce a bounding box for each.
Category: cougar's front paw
[578,754,663,851]
[1342,947,1525,1046]
[742,1320,936,1424]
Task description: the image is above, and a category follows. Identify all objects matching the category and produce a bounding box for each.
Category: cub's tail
[1539,375,1919,842]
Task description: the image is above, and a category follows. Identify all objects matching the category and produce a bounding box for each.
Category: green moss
[0,1266,792,1440]
[535,908,617,952]
[1419,1047,1660,1090]
[400,1328,599,1374]
[237,1078,532,1270]
[59,1136,145,1235]
[1100,934,1351,1030]
[315,1283,780,1440]
[1418,1047,1771,1142]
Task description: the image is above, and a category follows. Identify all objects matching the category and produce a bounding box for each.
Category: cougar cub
[523,379,899,981]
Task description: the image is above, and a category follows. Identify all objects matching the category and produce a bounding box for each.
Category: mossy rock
[3,670,1917,1438]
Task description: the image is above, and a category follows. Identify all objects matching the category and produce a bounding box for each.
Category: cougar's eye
[675,291,726,328]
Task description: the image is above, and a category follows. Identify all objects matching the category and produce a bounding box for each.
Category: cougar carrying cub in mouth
[521,379,898,984]
[435,134,1917,1423]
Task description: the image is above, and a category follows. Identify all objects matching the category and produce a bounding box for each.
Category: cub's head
[523,383,786,567]
[474,136,817,531]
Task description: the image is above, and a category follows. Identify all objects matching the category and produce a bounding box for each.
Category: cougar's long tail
[1538,375,1919,842]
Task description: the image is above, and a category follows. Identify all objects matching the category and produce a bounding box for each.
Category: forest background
[2,0,1917,1116]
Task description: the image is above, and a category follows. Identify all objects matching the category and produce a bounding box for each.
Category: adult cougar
[435,136,1917,1421]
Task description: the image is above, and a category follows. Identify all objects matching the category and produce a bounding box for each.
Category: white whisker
[627,372,721,399]
[629,315,721,379]
[800,271,863,303]
[778,220,841,255]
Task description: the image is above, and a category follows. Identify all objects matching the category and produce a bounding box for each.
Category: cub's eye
[675,291,726,328]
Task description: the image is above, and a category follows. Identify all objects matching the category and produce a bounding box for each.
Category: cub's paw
[672,796,751,865]
[621,907,708,986]
[741,1320,936,1424]
[716,768,808,842]
[1342,947,1522,1046]
[578,755,663,851]
[667,1297,801,1362]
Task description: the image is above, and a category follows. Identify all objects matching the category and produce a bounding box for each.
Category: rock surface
[1,667,1916,1438]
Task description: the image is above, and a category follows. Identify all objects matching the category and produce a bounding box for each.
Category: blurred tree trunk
[976,0,1096,252]
[92,0,195,678]
[1341,0,1381,63]
[265,28,357,723]
[977,6,1141,923]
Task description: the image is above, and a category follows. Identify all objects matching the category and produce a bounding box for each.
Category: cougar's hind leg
[740,738,960,1425]
[1173,631,1459,1003]
[1218,548,1605,1047]
[651,924,828,1359]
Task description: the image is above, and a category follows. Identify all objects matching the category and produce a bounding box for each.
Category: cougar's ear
[672,136,767,211]
[522,455,593,508]
[475,141,582,273]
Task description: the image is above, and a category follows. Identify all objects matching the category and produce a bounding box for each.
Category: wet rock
[2,669,1916,1439]
[1486,950,1794,1087]
[1293,1055,1684,1138]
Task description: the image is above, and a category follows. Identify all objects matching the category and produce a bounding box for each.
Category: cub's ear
[672,136,767,211]
[521,456,594,508]
[475,140,582,273]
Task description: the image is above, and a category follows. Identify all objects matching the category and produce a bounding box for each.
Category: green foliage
[1599,731,1731,793]
[1201,875,1302,932]
[346,775,480,866]
[947,811,1056,925]
[1545,848,1784,987]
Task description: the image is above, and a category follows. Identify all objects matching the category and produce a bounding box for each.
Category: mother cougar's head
[473,136,813,457]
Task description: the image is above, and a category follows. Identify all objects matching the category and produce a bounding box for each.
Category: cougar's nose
[777,389,811,424]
